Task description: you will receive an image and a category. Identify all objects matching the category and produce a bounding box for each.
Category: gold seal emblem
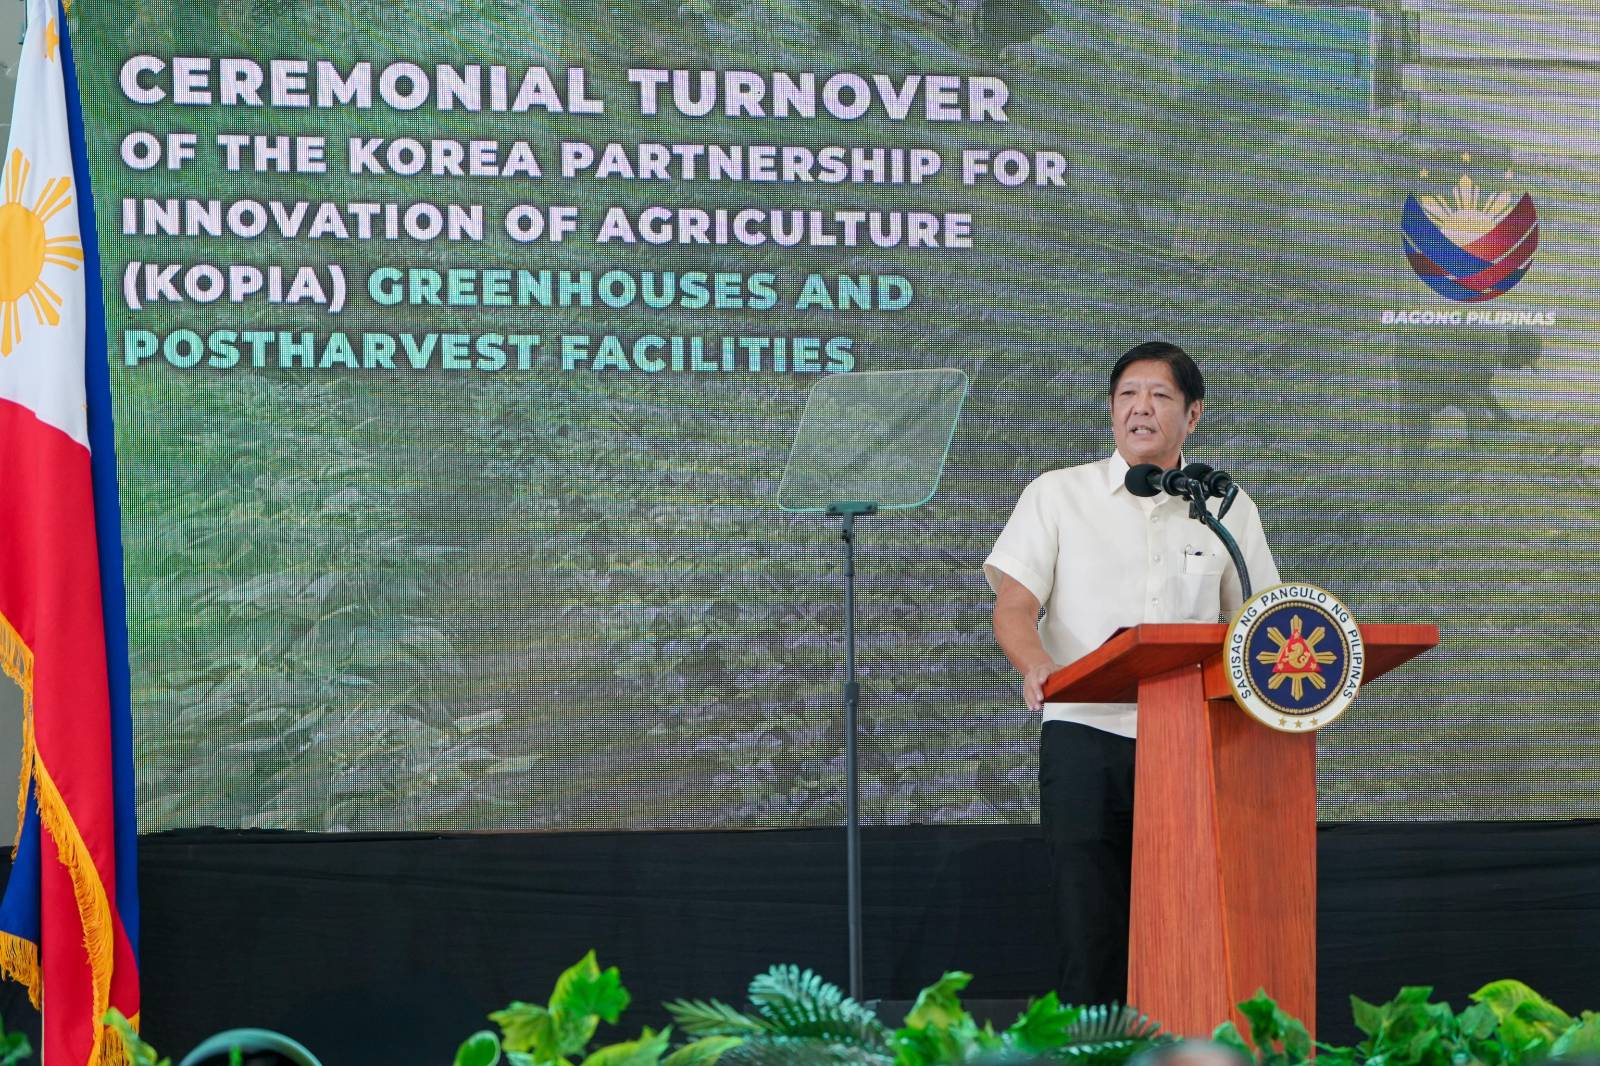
[1227,584,1365,732]
[1260,614,1337,700]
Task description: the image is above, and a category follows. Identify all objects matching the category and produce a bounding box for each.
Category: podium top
[1041,623,1440,704]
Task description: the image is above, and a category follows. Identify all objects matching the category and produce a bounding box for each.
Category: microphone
[1124,463,1198,498]
[1181,462,1214,490]
[1182,463,1233,499]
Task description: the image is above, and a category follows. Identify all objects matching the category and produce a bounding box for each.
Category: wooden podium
[1041,623,1438,1038]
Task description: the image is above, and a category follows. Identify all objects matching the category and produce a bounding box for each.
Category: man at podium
[983,340,1279,1005]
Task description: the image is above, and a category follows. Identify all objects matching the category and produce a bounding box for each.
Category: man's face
[1110,358,1202,470]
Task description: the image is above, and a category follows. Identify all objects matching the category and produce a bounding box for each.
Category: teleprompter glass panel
[777,370,969,514]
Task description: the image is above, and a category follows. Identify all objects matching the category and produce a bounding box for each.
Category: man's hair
[1109,340,1205,406]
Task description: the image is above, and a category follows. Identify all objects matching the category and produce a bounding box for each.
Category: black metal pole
[828,501,875,1002]
[842,511,862,1002]
[1185,490,1251,600]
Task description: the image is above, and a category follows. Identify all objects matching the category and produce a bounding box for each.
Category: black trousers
[1038,720,1137,1005]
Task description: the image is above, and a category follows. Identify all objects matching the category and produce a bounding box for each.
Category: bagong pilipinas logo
[1402,173,1538,302]
[1226,583,1365,733]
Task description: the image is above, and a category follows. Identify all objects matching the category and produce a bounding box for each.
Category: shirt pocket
[1175,550,1228,621]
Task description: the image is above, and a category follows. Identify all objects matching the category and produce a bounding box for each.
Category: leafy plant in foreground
[89,954,1600,1066]
[1472,979,1600,1062]
[667,964,889,1066]
[1220,980,1600,1066]
[1333,985,1504,1066]
[0,1014,30,1066]
[103,1009,169,1066]
[1053,1003,1169,1066]
[1214,989,1313,1066]
[456,951,735,1066]
[669,966,1166,1066]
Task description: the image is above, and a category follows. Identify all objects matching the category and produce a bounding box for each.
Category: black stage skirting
[4,821,1599,1065]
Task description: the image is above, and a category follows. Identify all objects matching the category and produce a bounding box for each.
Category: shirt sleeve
[984,475,1059,606]
[1220,489,1280,615]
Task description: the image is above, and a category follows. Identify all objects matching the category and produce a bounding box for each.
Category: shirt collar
[1106,451,1132,496]
[1106,450,1186,498]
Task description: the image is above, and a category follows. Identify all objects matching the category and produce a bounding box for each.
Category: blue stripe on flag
[1401,195,1489,280]
[59,0,140,957]
[0,786,42,944]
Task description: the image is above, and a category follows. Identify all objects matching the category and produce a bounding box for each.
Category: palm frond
[663,1035,747,1066]
[1052,1003,1170,1066]
[719,1035,894,1066]
[1064,1004,1165,1042]
[665,999,776,1038]
[746,966,891,1048]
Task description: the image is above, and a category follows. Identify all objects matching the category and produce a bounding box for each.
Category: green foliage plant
[667,963,890,1066]
[0,1013,29,1066]
[103,1009,170,1066]
[1471,980,1585,1062]
[891,971,997,1066]
[1214,990,1315,1066]
[667,963,1164,1066]
[1218,980,1600,1066]
[676,978,1600,1066]
[456,951,736,1066]
[1549,1013,1600,1061]
[85,954,1600,1066]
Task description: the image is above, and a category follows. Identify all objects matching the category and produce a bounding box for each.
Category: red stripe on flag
[1458,226,1539,292]
[0,396,137,1063]
[1463,194,1537,261]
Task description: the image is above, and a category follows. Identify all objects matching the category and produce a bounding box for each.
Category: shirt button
[1152,554,1161,563]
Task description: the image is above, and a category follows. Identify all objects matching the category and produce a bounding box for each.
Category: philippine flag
[0,0,142,1062]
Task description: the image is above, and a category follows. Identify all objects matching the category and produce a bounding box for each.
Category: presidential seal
[1225,583,1365,732]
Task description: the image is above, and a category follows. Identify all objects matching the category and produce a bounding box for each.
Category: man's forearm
[993,578,1061,712]
[992,575,1055,675]
[994,608,1052,675]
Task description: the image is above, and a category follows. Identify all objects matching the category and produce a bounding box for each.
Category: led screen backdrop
[59,0,1600,831]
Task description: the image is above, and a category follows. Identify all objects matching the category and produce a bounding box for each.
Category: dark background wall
[6,821,1596,1065]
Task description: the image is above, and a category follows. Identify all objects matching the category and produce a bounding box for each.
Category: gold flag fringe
[0,613,39,1008]
[0,931,39,1006]
[0,613,32,857]
[99,1011,137,1066]
[34,758,118,1064]
[0,610,124,1062]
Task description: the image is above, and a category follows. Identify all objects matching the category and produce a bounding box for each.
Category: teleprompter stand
[778,370,969,1001]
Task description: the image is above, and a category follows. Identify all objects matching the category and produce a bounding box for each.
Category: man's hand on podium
[1023,660,1061,712]
[992,573,1059,711]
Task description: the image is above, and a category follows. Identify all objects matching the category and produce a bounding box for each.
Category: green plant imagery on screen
[68,0,1599,831]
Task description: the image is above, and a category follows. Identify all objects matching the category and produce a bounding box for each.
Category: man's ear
[1186,399,1204,433]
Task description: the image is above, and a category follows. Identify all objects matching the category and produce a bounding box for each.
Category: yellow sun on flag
[1420,175,1514,247]
[0,148,82,357]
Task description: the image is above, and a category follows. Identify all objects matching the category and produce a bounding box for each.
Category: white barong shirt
[984,452,1280,737]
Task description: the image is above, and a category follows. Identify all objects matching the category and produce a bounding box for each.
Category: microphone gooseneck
[1125,460,1253,598]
